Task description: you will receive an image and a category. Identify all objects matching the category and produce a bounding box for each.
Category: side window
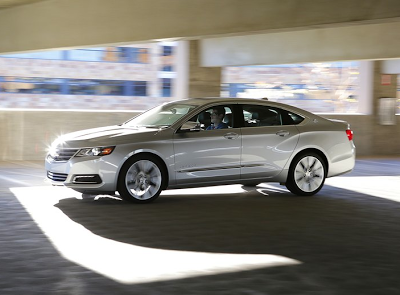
[242,105,282,127]
[287,111,304,125]
[192,105,234,130]
[280,109,305,125]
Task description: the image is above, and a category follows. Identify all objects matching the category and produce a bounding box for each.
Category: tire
[286,152,326,196]
[118,155,165,203]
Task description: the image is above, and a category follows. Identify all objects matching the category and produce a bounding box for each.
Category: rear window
[241,104,305,126]
[287,112,304,125]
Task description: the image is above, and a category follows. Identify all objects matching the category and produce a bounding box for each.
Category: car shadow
[54,184,400,293]
[54,184,400,254]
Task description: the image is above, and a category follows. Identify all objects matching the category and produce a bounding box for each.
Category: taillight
[346,129,353,141]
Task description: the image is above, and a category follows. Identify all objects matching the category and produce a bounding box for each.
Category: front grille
[51,148,80,162]
[47,171,68,182]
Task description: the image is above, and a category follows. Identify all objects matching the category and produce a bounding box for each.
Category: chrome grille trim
[51,148,80,162]
[47,171,68,182]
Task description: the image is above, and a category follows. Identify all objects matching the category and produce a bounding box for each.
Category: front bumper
[45,154,119,194]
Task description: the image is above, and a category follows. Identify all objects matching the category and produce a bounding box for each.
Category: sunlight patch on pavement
[161,184,248,195]
[326,176,400,202]
[161,183,288,196]
[12,186,301,285]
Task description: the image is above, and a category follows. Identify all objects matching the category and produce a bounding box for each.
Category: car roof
[184,97,264,104]
[178,97,320,119]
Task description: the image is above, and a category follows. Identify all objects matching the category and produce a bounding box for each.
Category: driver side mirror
[178,121,201,132]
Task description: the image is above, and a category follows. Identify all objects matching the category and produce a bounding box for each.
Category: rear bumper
[327,143,356,178]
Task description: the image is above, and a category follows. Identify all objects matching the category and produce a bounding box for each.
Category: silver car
[45,98,355,203]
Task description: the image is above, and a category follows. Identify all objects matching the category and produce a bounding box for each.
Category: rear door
[239,104,300,180]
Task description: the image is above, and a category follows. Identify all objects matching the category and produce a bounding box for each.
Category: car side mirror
[179,121,201,132]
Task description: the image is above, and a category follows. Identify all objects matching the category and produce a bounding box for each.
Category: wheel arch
[285,148,329,196]
[118,151,169,190]
[290,148,329,175]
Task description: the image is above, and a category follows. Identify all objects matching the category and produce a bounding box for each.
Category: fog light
[72,175,102,184]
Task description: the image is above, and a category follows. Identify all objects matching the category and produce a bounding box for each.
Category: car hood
[55,125,164,147]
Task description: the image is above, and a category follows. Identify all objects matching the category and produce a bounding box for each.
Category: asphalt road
[0,158,399,295]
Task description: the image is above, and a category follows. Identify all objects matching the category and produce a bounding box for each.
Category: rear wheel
[286,152,326,196]
[118,155,164,203]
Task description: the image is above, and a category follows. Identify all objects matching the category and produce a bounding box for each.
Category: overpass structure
[0,0,399,159]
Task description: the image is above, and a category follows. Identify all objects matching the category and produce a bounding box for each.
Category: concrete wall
[201,22,400,67]
[1,110,398,161]
[324,114,400,157]
[0,110,137,160]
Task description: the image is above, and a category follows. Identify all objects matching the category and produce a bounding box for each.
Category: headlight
[75,146,115,157]
[47,136,66,158]
[48,146,59,158]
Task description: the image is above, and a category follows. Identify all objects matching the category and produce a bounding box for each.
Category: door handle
[276,130,290,137]
[224,132,239,140]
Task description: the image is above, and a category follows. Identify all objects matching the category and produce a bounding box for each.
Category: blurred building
[0,43,399,115]
[0,42,177,111]
[222,62,361,113]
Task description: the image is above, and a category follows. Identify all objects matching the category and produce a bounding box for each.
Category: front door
[173,105,241,185]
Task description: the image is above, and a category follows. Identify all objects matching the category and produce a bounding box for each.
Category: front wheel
[118,155,164,203]
[286,152,326,196]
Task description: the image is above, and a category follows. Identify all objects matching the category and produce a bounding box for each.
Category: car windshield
[123,102,197,128]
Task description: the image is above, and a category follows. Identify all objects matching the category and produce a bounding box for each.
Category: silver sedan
[45,98,356,203]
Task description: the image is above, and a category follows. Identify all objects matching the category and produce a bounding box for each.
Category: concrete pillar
[174,41,189,100]
[148,43,161,98]
[188,40,221,98]
[372,60,399,154]
[357,61,374,114]
[373,61,397,117]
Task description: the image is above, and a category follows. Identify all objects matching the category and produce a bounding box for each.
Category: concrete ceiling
[0,0,45,9]
[1,0,400,65]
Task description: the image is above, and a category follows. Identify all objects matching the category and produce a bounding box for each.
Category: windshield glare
[124,103,197,127]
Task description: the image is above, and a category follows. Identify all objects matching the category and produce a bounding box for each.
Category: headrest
[251,112,259,120]
[198,112,211,122]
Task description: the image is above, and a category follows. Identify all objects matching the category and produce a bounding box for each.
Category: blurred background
[0,0,399,160]
[0,45,369,113]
